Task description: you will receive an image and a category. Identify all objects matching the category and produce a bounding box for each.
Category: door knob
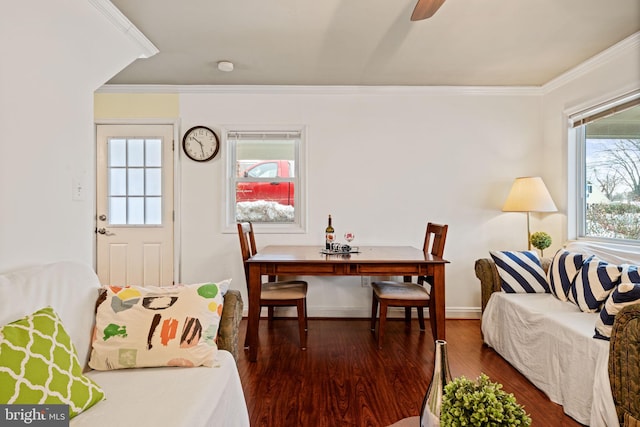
[96,228,115,236]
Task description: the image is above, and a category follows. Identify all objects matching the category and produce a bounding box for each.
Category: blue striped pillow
[568,256,622,312]
[594,283,640,340]
[547,249,585,301]
[490,251,550,293]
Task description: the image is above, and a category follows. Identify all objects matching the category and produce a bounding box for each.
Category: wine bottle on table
[325,215,335,250]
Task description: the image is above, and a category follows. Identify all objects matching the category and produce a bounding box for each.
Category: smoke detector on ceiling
[217,61,234,72]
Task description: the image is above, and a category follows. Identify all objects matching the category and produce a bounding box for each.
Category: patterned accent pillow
[89,280,230,371]
[0,307,105,418]
[568,256,622,312]
[594,283,640,340]
[547,249,586,301]
[621,264,640,283]
[490,251,550,293]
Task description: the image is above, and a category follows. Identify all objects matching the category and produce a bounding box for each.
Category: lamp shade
[502,177,557,212]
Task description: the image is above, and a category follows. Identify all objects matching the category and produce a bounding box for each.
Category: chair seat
[371,222,447,349]
[261,280,307,300]
[372,281,430,300]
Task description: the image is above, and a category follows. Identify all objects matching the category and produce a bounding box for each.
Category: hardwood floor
[236,318,585,427]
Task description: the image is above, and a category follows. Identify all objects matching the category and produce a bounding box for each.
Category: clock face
[182,126,220,162]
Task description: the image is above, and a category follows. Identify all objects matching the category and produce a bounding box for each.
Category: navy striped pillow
[490,251,550,293]
[594,282,640,340]
[568,256,622,312]
[547,249,585,301]
[621,264,640,283]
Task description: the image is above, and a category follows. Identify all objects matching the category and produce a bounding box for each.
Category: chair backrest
[237,222,258,285]
[422,222,448,258]
[237,222,257,261]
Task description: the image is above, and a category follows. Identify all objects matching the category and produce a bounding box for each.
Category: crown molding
[88,0,158,59]
[542,31,640,94]
[96,84,541,96]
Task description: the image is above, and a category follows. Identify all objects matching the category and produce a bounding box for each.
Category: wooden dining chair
[370,222,448,348]
[237,222,309,350]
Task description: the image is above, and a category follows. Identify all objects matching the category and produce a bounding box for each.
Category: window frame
[222,125,307,234]
[569,89,640,244]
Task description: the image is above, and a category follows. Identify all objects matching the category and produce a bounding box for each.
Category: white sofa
[476,241,640,427]
[0,261,249,427]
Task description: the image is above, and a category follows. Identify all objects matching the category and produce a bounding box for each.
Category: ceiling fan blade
[411,0,446,21]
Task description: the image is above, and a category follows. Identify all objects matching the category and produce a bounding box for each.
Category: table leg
[430,264,446,341]
[247,264,261,362]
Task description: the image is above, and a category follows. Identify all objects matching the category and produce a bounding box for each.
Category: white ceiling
[107,0,640,87]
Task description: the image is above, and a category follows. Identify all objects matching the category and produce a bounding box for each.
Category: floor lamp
[502,176,557,250]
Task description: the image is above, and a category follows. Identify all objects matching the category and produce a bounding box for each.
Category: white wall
[0,0,153,271]
[177,88,543,318]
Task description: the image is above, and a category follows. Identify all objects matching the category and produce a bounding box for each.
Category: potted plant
[440,373,531,427]
[529,231,552,257]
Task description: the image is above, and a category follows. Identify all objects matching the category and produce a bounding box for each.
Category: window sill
[565,238,640,265]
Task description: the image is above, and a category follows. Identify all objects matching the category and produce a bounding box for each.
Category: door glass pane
[146,139,162,167]
[146,169,162,196]
[109,139,126,167]
[110,197,126,224]
[110,169,126,196]
[146,197,162,224]
[128,169,144,196]
[128,197,144,224]
[107,136,165,226]
[128,139,144,167]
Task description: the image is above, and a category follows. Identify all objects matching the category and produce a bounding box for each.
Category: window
[108,137,163,225]
[571,92,640,242]
[226,129,305,232]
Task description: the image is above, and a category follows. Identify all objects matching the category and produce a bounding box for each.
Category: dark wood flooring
[236,318,585,427]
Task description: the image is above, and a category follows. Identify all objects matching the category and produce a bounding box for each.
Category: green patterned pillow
[0,307,105,418]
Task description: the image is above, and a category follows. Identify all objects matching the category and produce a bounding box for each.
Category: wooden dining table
[245,245,449,362]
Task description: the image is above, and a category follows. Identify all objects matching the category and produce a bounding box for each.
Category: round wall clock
[182,126,220,162]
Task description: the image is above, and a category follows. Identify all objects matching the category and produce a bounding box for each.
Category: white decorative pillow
[547,249,586,301]
[568,256,621,312]
[594,283,640,340]
[490,251,550,293]
[89,280,230,371]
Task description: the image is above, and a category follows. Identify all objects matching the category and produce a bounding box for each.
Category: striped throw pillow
[621,264,640,283]
[568,256,622,312]
[547,249,586,301]
[490,251,550,293]
[594,283,640,340]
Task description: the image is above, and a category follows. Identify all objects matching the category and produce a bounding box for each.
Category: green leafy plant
[440,374,531,427]
[529,231,552,256]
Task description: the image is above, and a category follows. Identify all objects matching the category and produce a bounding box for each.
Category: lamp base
[527,211,531,250]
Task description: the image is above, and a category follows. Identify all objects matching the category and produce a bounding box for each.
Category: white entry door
[96,124,174,287]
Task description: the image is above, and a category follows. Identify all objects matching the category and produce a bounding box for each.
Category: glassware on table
[344,232,355,244]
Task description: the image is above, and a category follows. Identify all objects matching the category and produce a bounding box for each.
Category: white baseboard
[243,306,482,320]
